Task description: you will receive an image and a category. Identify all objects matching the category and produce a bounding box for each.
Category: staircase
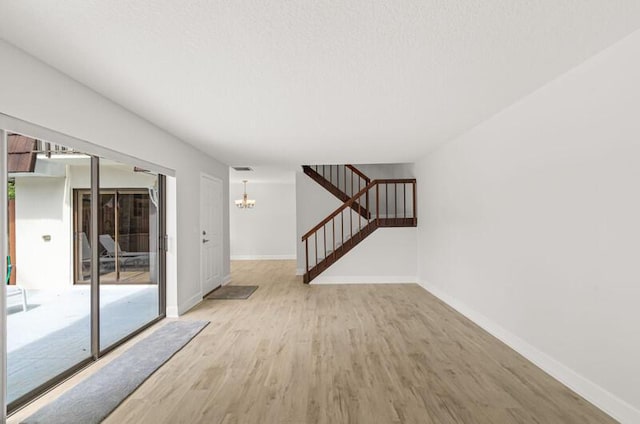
[301,164,417,283]
[302,165,371,218]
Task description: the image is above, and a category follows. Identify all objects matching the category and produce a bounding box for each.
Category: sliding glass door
[75,189,156,285]
[3,130,166,412]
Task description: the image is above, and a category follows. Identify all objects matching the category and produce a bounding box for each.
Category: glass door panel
[98,160,160,350]
[6,134,92,407]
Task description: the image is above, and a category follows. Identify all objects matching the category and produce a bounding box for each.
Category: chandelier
[235,180,256,209]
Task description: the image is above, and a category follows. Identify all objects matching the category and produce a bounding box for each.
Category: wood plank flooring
[10,260,614,424]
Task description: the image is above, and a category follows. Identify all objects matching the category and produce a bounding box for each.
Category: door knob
[203,238,210,243]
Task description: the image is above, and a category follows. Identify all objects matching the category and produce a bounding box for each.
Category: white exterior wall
[0,39,230,316]
[415,30,640,423]
[69,162,157,188]
[14,163,158,289]
[14,177,69,289]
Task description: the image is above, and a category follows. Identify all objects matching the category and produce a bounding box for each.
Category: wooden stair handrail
[301,181,373,241]
[301,178,416,241]
[371,178,416,184]
[345,165,370,184]
[302,164,371,218]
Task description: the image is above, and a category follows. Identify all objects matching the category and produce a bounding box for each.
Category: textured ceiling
[1,1,640,166]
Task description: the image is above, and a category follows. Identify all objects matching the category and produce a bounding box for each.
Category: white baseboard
[231,254,296,260]
[312,275,417,284]
[166,305,179,318]
[172,275,232,317]
[418,280,640,424]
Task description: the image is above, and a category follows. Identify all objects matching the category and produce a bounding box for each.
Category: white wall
[69,162,158,189]
[296,164,417,282]
[356,163,414,180]
[0,39,230,316]
[313,228,416,283]
[230,181,296,260]
[415,30,640,423]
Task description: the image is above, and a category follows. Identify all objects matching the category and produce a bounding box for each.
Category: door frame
[1,129,8,422]
[73,188,154,285]
[200,173,223,297]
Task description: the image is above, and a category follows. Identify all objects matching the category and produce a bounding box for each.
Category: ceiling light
[235,180,256,209]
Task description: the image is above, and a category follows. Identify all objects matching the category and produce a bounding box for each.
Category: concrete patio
[7,285,159,404]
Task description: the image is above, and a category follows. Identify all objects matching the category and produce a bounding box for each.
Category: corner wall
[415,30,640,422]
[0,39,230,316]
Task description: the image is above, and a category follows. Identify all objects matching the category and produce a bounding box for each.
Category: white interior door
[200,174,223,295]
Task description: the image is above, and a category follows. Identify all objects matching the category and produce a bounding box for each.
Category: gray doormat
[21,320,209,424]
[206,285,258,299]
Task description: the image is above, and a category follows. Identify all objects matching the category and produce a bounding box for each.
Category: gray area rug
[21,320,209,424]
[206,285,258,299]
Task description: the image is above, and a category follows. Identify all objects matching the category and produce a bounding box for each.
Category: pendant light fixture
[235,180,256,209]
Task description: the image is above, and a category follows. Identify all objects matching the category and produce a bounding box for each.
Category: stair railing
[309,164,371,197]
[301,178,416,282]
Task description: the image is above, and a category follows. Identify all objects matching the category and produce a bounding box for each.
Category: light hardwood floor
[10,260,614,424]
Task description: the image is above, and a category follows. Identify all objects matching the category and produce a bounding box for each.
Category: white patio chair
[6,257,27,312]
